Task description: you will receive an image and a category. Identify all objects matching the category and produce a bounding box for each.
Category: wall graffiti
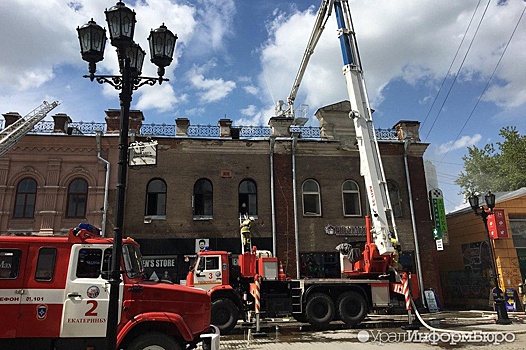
[443,241,493,303]
[462,241,492,272]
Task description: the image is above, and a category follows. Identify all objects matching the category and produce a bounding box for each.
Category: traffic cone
[278,262,286,281]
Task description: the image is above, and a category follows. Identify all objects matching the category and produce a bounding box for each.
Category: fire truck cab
[0,224,216,350]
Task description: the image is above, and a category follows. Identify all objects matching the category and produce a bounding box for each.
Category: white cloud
[243,85,259,95]
[241,105,257,116]
[187,64,236,103]
[436,134,482,154]
[185,0,236,57]
[257,0,526,115]
[134,83,180,112]
[234,105,275,127]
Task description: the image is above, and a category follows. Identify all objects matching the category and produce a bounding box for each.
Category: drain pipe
[292,134,300,278]
[404,138,425,304]
[270,137,277,256]
[96,130,110,237]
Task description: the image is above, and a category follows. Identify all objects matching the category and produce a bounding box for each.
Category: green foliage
[456,126,526,197]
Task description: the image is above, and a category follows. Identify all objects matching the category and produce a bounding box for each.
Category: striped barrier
[403,272,411,310]
[254,274,260,314]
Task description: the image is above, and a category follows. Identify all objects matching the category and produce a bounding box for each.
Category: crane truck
[0,223,218,350]
[186,0,418,334]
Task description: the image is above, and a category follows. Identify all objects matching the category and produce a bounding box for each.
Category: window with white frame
[302,179,321,216]
[342,180,361,216]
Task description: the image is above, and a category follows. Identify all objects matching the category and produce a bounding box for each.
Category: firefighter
[240,216,253,253]
[391,237,402,271]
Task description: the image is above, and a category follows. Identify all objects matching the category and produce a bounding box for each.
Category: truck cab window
[0,249,21,279]
[205,257,219,270]
[123,244,143,279]
[76,248,103,278]
[35,247,57,281]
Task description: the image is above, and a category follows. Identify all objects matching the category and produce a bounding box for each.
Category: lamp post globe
[77,19,107,78]
[148,23,178,78]
[105,1,136,50]
[125,42,146,77]
[485,191,496,209]
[468,193,479,211]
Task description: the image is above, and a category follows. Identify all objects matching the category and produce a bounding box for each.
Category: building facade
[0,101,442,304]
[122,101,442,303]
[0,110,144,237]
[441,188,526,309]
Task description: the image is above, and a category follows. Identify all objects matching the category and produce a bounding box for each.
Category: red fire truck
[0,223,217,350]
[187,217,418,334]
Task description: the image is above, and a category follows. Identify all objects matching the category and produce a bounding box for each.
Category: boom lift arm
[283,0,398,255]
[0,101,60,157]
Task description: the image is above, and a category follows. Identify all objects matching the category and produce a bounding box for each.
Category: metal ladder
[291,280,303,314]
[0,101,60,156]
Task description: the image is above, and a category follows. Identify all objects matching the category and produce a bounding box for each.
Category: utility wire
[437,3,526,166]
[423,0,492,142]
[420,0,483,135]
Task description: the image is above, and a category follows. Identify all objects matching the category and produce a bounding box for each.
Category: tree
[456,126,526,197]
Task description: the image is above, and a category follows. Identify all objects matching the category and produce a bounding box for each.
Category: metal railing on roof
[1,120,398,141]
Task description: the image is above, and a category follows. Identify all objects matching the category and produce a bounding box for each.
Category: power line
[423,0,492,142]
[437,2,526,165]
[421,0,483,136]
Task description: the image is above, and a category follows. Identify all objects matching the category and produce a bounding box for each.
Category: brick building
[0,101,442,303]
[0,109,143,237]
[123,101,442,303]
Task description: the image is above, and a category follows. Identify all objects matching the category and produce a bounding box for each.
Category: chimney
[2,112,22,128]
[52,113,72,133]
[218,118,233,138]
[393,120,421,142]
[268,116,294,137]
[175,118,190,136]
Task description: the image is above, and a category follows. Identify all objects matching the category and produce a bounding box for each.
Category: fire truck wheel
[305,293,335,328]
[293,313,308,323]
[211,298,238,334]
[127,332,181,350]
[337,291,367,327]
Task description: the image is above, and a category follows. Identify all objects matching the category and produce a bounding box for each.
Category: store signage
[487,209,508,239]
[325,224,366,237]
[129,140,158,166]
[429,189,449,244]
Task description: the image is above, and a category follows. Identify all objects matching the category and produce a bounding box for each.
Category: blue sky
[1,0,525,213]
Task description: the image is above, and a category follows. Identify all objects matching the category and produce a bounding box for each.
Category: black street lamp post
[77,2,177,349]
[468,191,512,325]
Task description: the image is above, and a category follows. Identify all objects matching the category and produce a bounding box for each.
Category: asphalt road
[198,310,526,349]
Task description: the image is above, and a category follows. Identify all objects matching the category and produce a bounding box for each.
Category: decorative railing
[140,123,175,137]
[3,120,398,141]
[376,128,398,140]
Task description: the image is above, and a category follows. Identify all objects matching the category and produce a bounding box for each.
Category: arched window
[342,180,361,216]
[239,179,257,216]
[193,178,213,218]
[145,179,167,217]
[387,180,402,218]
[14,178,37,218]
[302,179,321,216]
[66,178,88,218]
